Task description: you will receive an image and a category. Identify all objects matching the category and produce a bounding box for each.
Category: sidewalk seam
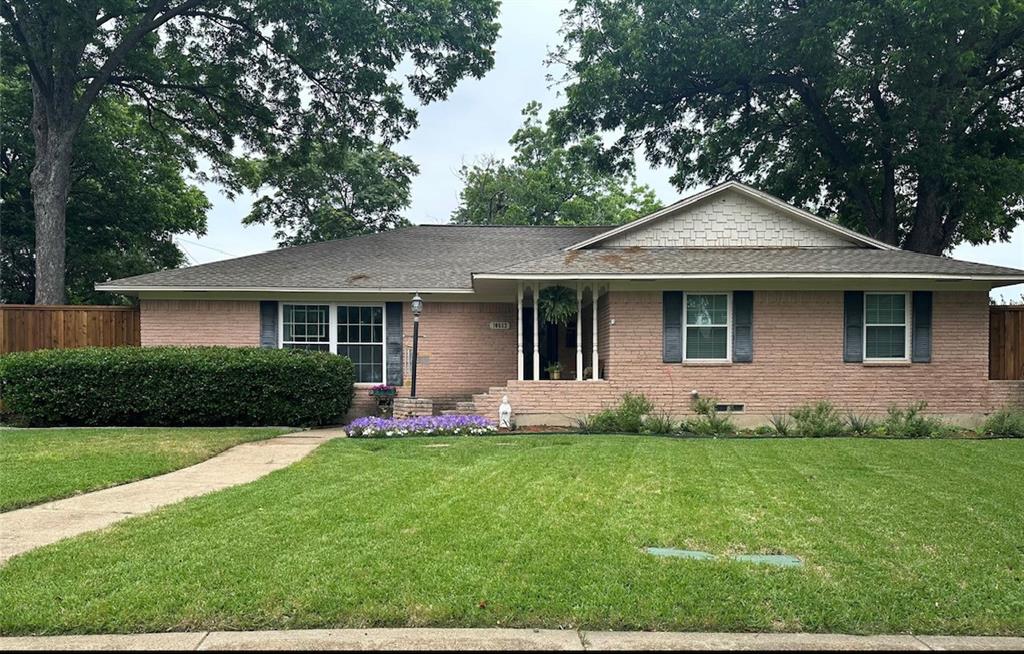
[912,634,935,650]
[193,631,211,650]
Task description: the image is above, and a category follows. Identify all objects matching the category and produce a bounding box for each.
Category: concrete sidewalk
[0,429,344,564]
[0,628,1022,651]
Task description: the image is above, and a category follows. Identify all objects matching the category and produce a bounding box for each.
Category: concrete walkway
[0,628,1021,651]
[0,429,344,564]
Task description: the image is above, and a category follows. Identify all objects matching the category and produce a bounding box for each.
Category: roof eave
[94,284,476,294]
[472,272,1024,283]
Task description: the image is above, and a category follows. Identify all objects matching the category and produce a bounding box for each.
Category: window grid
[281,304,330,351]
[279,303,386,383]
[337,305,385,384]
[683,292,731,361]
[863,292,910,361]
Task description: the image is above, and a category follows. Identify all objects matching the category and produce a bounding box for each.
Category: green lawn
[0,427,294,511]
[1,435,1022,636]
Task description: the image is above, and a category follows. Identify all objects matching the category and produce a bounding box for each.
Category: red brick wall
[400,302,518,409]
[494,290,1019,419]
[140,300,260,347]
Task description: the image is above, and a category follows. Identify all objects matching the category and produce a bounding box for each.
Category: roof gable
[568,182,896,251]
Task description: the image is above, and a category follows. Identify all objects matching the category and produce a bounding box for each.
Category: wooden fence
[990,305,1024,380]
[0,304,140,354]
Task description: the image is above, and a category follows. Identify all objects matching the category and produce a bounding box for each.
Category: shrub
[577,392,655,434]
[790,401,848,437]
[681,397,736,436]
[641,412,678,435]
[846,413,879,437]
[347,415,496,438]
[981,408,1024,438]
[768,413,792,437]
[879,402,945,439]
[0,346,354,427]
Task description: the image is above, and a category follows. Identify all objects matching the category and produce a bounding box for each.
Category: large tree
[240,138,417,247]
[552,0,1024,254]
[452,102,660,225]
[1,63,207,304]
[0,0,499,303]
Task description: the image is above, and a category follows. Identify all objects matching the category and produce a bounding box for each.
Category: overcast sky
[183,0,1023,301]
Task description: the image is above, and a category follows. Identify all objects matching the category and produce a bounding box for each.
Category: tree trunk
[902,180,946,255]
[28,87,76,305]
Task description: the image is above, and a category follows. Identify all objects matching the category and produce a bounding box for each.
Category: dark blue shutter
[259,301,278,348]
[843,291,864,363]
[663,291,683,363]
[385,302,403,385]
[912,291,932,363]
[732,291,753,363]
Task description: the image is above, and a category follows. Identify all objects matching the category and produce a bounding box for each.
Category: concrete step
[487,386,509,395]
[455,401,477,412]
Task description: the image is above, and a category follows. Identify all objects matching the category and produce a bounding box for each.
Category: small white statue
[498,395,513,429]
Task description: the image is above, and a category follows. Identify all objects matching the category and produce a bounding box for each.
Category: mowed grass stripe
[0,436,1021,636]
[0,427,294,511]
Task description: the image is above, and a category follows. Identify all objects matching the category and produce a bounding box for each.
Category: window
[864,292,909,360]
[280,303,387,383]
[684,293,731,360]
[281,304,330,351]
[337,305,385,383]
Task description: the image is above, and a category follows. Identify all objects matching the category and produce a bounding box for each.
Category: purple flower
[347,414,496,438]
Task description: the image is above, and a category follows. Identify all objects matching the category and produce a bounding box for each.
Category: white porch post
[516,282,524,381]
[576,283,583,381]
[532,282,540,381]
[591,285,599,380]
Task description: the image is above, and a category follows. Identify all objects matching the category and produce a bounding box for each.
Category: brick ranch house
[98,182,1024,426]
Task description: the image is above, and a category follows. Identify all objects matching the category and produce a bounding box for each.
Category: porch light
[411,293,423,397]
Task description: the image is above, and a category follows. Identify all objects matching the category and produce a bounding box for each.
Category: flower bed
[347,414,497,438]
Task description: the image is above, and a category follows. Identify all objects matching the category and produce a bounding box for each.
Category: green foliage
[879,402,945,439]
[790,402,849,438]
[554,0,1024,254]
[577,392,655,433]
[846,413,881,437]
[4,0,500,301]
[768,413,792,437]
[981,409,1024,438]
[241,141,418,246]
[641,412,678,435]
[538,285,578,325]
[0,64,208,304]
[681,397,736,436]
[0,347,354,427]
[451,102,660,226]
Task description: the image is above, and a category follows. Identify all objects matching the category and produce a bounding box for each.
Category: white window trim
[682,291,733,362]
[279,302,387,385]
[863,291,911,362]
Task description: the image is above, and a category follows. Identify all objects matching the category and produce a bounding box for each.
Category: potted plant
[545,362,562,380]
[369,383,397,397]
[538,285,577,325]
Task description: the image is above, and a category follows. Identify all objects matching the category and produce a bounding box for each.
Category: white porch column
[517,282,524,381]
[591,285,599,380]
[532,282,540,381]
[576,283,583,381]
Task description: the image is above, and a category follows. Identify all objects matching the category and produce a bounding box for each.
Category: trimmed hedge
[0,346,354,427]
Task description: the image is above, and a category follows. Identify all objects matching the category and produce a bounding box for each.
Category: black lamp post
[410,292,423,398]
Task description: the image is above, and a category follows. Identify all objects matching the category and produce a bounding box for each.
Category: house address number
[489,321,511,330]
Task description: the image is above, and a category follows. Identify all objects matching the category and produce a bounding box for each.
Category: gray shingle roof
[98,226,1024,292]
[481,247,1024,278]
[98,226,610,291]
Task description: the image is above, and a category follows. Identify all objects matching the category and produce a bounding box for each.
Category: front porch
[513,281,608,382]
